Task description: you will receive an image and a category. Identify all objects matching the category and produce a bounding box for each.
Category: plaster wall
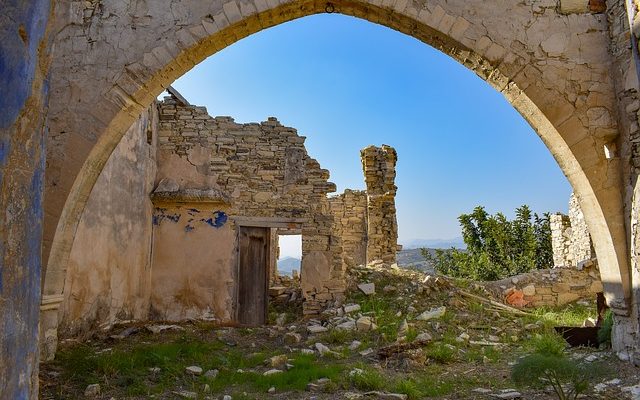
[150,205,235,322]
[58,107,157,337]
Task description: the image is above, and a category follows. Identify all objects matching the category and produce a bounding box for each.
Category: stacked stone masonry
[329,190,368,268]
[7,0,640,394]
[156,93,346,316]
[484,265,604,308]
[361,145,399,264]
[550,193,597,269]
[52,92,350,345]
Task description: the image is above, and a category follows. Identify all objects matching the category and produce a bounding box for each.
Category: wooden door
[237,226,270,325]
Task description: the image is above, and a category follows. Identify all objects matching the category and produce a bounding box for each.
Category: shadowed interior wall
[58,107,158,337]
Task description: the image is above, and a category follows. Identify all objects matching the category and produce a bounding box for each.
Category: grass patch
[522,332,567,357]
[425,342,457,363]
[349,367,386,391]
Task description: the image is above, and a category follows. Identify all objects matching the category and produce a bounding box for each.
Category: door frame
[234,217,306,324]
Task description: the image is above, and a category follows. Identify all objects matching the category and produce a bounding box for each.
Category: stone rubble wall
[155,94,345,316]
[483,265,603,308]
[550,193,596,268]
[550,213,572,267]
[361,145,399,264]
[328,190,368,268]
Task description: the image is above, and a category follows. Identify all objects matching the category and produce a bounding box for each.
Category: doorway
[237,226,271,325]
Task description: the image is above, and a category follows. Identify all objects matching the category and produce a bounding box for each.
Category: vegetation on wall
[422,205,553,281]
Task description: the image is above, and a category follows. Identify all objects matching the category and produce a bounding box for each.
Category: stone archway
[41,0,630,357]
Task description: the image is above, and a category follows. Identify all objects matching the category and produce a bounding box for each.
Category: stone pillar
[361,145,398,264]
[550,213,572,267]
[568,193,596,267]
[0,1,51,397]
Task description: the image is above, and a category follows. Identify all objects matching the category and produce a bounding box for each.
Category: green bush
[422,205,553,281]
[512,354,589,400]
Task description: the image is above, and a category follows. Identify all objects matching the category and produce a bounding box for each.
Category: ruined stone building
[54,89,400,349]
[329,145,400,267]
[55,90,346,342]
[10,0,640,396]
[551,193,598,269]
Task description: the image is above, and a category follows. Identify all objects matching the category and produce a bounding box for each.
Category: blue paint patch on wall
[153,208,181,225]
[202,211,228,228]
[0,0,51,129]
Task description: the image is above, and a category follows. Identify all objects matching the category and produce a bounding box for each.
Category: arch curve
[41,0,630,356]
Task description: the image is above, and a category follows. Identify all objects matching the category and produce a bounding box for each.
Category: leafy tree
[422,205,553,281]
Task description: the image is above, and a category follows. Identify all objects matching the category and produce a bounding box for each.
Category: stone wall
[484,265,603,308]
[361,145,399,264]
[58,107,158,337]
[550,193,596,268]
[329,190,368,268]
[153,93,345,318]
[550,213,572,267]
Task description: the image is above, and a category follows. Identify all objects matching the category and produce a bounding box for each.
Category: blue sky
[172,13,571,256]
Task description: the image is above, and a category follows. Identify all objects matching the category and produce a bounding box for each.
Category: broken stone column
[550,193,597,269]
[361,145,398,264]
[550,213,572,267]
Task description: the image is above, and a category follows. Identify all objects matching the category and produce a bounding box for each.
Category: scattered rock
[456,332,470,342]
[415,332,432,342]
[359,348,375,357]
[383,285,397,293]
[358,283,376,295]
[349,340,362,350]
[269,286,287,296]
[146,324,184,334]
[315,342,331,355]
[204,369,219,378]
[284,332,301,345]
[268,387,276,393]
[148,367,161,373]
[173,390,197,399]
[84,384,100,397]
[472,388,492,394]
[363,391,408,399]
[269,354,289,368]
[223,395,232,400]
[416,306,446,321]
[185,365,203,375]
[397,319,409,336]
[336,320,357,331]
[307,325,328,334]
[356,316,377,332]
[110,326,139,340]
[495,389,521,399]
[263,369,283,376]
[344,304,361,314]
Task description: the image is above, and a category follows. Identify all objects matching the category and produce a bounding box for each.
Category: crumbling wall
[58,106,158,337]
[550,193,596,269]
[550,213,572,267]
[152,94,344,319]
[361,145,399,264]
[329,189,368,268]
[484,265,603,308]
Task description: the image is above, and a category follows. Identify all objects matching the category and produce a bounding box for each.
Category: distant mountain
[277,256,301,276]
[396,248,435,274]
[400,237,466,250]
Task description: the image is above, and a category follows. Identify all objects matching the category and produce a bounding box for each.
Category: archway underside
[40,0,630,358]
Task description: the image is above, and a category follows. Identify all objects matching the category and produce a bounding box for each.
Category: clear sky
[171,13,572,257]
